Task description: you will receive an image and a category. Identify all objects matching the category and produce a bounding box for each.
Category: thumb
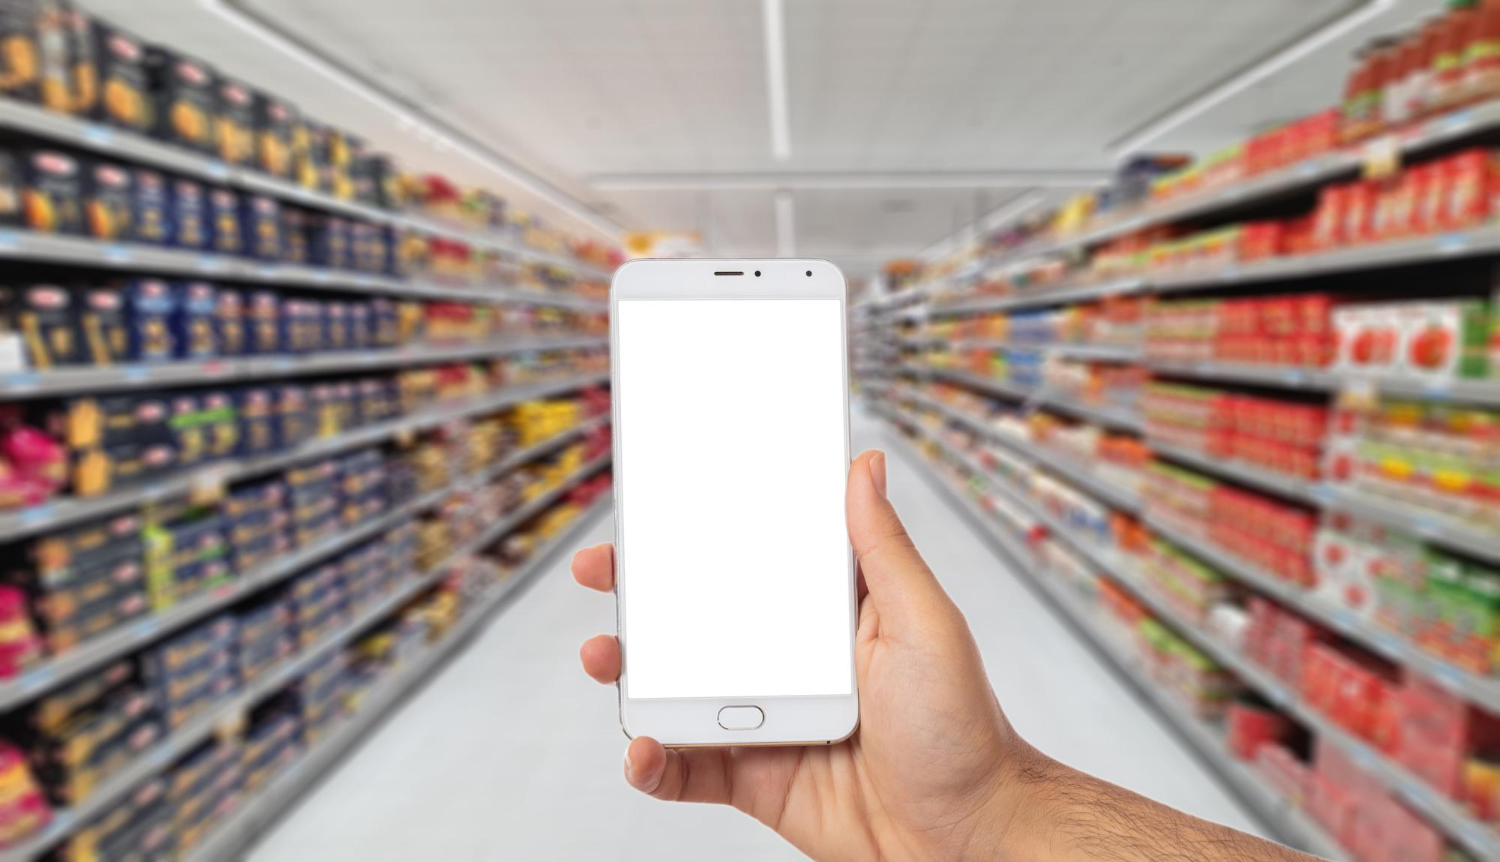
[847,450,952,627]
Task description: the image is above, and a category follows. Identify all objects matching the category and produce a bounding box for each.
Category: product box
[215,76,254,166]
[308,213,349,269]
[82,160,132,241]
[245,289,279,355]
[86,18,150,132]
[169,177,208,249]
[279,206,308,264]
[281,299,321,354]
[274,385,312,449]
[1394,300,1491,381]
[208,187,241,256]
[347,301,371,349]
[252,92,296,179]
[76,285,127,365]
[169,394,205,469]
[241,194,280,260]
[1,284,78,368]
[125,278,176,361]
[21,149,83,234]
[214,288,244,357]
[235,386,275,455]
[1334,304,1402,374]
[145,48,216,152]
[197,390,237,459]
[352,153,401,211]
[323,301,349,352]
[25,512,142,587]
[0,0,72,112]
[131,167,169,244]
[172,281,217,359]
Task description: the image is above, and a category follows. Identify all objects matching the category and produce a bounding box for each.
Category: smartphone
[610,259,858,747]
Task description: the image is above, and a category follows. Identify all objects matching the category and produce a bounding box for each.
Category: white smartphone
[609,259,859,747]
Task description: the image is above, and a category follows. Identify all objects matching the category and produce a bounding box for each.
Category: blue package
[308,214,349,269]
[241,194,281,260]
[369,298,398,347]
[216,289,245,357]
[236,387,276,455]
[347,302,371,349]
[209,188,242,256]
[173,281,218,359]
[275,385,312,449]
[323,301,349,352]
[281,299,322,354]
[132,168,170,245]
[126,279,177,361]
[170,177,209,249]
[247,290,280,354]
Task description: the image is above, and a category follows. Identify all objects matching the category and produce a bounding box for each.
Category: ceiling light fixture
[775,191,796,257]
[588,170,1109,191]
[200,0,623,240]
[762,0,792,160]
[1108,0,1397,159]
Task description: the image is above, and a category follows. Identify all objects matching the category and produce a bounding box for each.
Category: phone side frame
[608,259,860,747]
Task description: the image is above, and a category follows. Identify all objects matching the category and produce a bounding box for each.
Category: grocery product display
[0,3,619,859]
[855,7,1500,861]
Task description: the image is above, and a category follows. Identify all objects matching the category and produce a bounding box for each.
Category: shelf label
[19,666,55,692]
[196,255,224,272]
[81,123,113,145]
[1335,377,1379,413]
[1362,134,1402,180]
[189,466,232,506]
[1436,233,1470,255]
[1,368,37,390]
[19,504,54,526]
[0,231,16,250]
[122,366,151,383]
[102,244,131,263]
[134,617,159,638]
[204,159,229,179]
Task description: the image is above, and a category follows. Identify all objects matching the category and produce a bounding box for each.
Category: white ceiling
[85,0,1440,274]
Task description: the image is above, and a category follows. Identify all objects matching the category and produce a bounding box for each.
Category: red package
[1227,701,1292,761]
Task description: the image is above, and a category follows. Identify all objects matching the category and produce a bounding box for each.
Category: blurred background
[0,0,1493,860]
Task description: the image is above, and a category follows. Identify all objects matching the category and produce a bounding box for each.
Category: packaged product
[308,213,350,269]
[0,284,77,368]
[1443,149,1500,230]
[131,167,168,244]
[323,301,349,352]
[172,281,217,359]
[144,48,216,152]
[214,75,254,166]
[290,117,319,190]
[168,177,207,249]
[274,384,312,448]
[353,153,401,210]
[241,193,280,260]
[0,150,21,226]
[81,160,132,241]
[83,17,149,132]
[279,206,307,264]
[124,278,176,362]
[0,0,72,112]
[253,91,296,178]
[1334,304,1403,374]
[214,288,244,357]
[1394,300,1491,380]
[207,187,241,256]
[76,285,127,365]
[246,289,279,354]
[21,149,83,234]
[235,386,275,455]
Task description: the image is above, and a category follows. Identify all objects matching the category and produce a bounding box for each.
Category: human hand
[573,450,1029,860]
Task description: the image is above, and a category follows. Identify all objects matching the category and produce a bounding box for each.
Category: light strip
[762,0,792,160]
[1108,0,1397,158]
[200,0,623,240]
[919,190,1044,259]
[589,170,1110,191]
[775,190,796,257]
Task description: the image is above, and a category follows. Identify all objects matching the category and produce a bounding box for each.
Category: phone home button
[717,706,765,730]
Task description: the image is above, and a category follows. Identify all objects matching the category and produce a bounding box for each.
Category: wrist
[959,737,1050,861]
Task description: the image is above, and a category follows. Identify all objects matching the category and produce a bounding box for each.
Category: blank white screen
[618,299,852,700]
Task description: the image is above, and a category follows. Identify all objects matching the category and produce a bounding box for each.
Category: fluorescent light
[1109,0,1397,158]
[775,191,795,257]
[762,0,791,160]
[589,170,1109,191]
[199,0,623,241]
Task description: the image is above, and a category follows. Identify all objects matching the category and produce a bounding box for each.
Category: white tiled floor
[248,409,1260,861]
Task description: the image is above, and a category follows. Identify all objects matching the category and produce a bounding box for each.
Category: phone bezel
[609,259,859,747]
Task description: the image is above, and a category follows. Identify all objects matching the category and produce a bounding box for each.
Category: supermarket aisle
[249,407,1259,862]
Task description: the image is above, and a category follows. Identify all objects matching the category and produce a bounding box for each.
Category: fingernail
[871,452,887,499]
[623,749,636,784]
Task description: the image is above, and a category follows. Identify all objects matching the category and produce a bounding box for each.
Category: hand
[573,450,1029,860]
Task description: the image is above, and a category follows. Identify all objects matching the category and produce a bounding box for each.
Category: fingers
[572,543,615,592]
[846,450,951,629]
[624,737,732,804]
[579,634,621,684]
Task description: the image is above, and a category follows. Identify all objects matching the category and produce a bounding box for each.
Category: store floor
[248,407,1262,861]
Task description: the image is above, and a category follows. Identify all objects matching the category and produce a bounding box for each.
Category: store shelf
[1150,442,1321,506]
[0,100,613,283]
[950,339,1143,363]
[0,335,606,399]
[892,411,1500,861]
[932,277,1147,316]
[882,428,1351,861]
[1146,359,1500,409]
[0,416,609,710]
[179,492,609,862]
[925,366,1144,432]
[987,99,1500,269]
[0,458,610,862]
[0,372,609,543]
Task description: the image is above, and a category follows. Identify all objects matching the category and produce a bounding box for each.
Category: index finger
[572,543,615,592]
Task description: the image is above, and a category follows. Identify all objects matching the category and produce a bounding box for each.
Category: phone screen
[617,298,852,700]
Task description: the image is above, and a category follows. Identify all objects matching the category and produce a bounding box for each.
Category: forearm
[979,745,1321,862]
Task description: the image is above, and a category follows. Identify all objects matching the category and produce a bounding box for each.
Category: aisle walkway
[249,409,1259,861]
